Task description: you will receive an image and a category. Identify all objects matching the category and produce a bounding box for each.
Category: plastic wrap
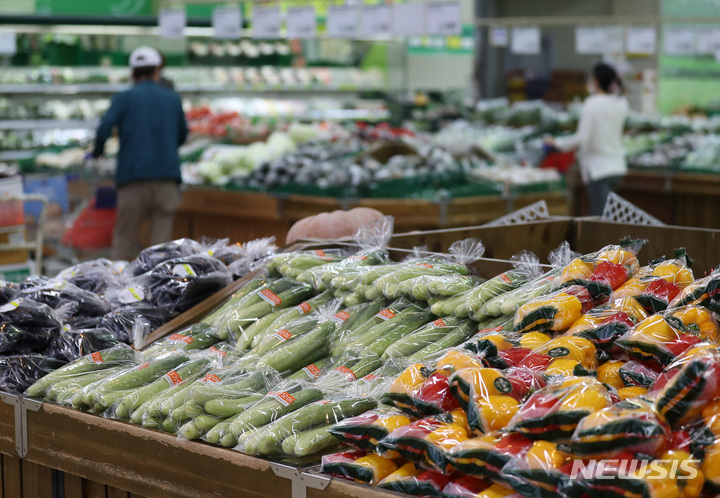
[224,381,325,448]
[321,450,399,485]
[529,335,598,378]
[0,354,67,393]
[616,305,720,369]
[478,270,559,320]
[378,467,452,497]
[0,281,20,306]
[296,248,390,291]
[377,409,469,474]
[382,317,475,361]
[316,348,383,393]
[0,298,63,354]
[613,257,694,313]
[20,279,109,319]
[145,254,232,314]
[266,250,346,280]
[513,285,594,335]
[45,327,124,363]
[669,269,720,313]
[99,304,176,344]
[445,432,534,483]
[225,236,277,276]
[327,407,413,452]
[507,377,613,441]
[238,395,378,457]
[370,261,472,301]
[57,258,123,294]
[126,238,204,276]
[139,323,222,357]
[26,345,139,398]
[499,441,578,498]
[568,398,671,457]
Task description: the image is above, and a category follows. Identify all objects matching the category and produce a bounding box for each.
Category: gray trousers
[112,180,181,261]
[587,176,622,217]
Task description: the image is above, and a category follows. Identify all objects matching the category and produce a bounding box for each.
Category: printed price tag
[426,1,461,36]
[202,373,221,384]
[362,373,378,382]
[511,26,541,54]
[327,5,358,38]
[253,7,281,39]
[172,264,197,277]
[477,326,504,335]
[118,287,144,304]
[417,262,434,268]
[361,4,392,37]
[430,318,447,328]
[286,7,316,39]
[696,27,720,54]
[626,25,656,54]
[375,309,396,321]
[0,300,19,313]
[313,250,326,257]
[268,390,296,406]
[295,302,312,314]
[138,362,149,370]
[332,311,350,323]
[213,7,242,40]
[168,333,194,345]
[499,273,512,284]
[302,363,322,379]
[90,352,103,364]
[259,289,282,306]
[575,26,606,54]
[393,3,425,36]
[208,346,227,358]
[334,366,357,381]
[490,27,508,47]
[348,255,368,261]
[664,26,695,55]
[272,329,293,342]
[159,9,186,39]
[163,370,184,386]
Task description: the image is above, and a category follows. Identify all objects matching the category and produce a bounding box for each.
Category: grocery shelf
[0,120,98,130]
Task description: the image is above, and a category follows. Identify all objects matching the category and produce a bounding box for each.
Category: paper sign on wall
[426,1,461,36]
[603,26,624,53]
[327,5,358,38]
[664,26,695,55]
[490,27,508,47]
[575,26,606,54]
[0,33,17,55]
[696,26,720,54]
[626,25,656,54]
[286,7,316,39]
[392,3,424,36]
[361,4,392,37]
[511,26,540,54]
[212,7,242,40]
[159,9,186,39]
[253,7,281,39]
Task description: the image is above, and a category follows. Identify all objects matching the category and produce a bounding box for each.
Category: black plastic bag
[45,328,123,363]
[20,280,109,319]
[0,354,66,393]
[0,281,19,306]
[99,304,176,344]
[126,238,203,276]
[0,299,63,354]
[56,258,123,294]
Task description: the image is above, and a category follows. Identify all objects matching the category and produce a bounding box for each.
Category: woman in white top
[546,63,629,216]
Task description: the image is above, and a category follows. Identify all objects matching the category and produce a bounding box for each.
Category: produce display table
[173,188,570,244]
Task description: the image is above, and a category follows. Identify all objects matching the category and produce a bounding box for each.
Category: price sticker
[213,7,242,40]
[159,9,186,40]
[268,391,296,406]
[253,7,281,39]
[327,5,358,38]
[426,1,461,36]
[286,7,317,39]
[361,4,392,37]
[392,3,424,36]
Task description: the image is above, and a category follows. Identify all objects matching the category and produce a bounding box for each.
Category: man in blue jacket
[93,46,188,261]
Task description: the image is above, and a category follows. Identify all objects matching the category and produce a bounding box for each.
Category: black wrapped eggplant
[0,299,62,354]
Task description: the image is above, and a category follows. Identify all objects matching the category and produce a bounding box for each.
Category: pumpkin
[285,208,385,244]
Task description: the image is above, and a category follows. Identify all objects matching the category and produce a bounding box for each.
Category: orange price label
[202,373,221,384]
[163,370,183,386]
[208,346,227,358]
[259,289,282,306]
[295,302,312,314]
[375,309,396,321]
[334,366,357,381]
[314,250,326,257]
[431,318,447,328]
[417,262,434,268]
[268,391,296,406]
[333,311,350,323]
[138,362,149,370]
[273,329,293,342]
[90,352,103,364]
[499,273,512,284]
[302,364,321,379]
[168,333,194,345]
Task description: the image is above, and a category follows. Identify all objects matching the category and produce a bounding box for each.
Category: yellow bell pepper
[597,360,625,389]
[389,363,428,395]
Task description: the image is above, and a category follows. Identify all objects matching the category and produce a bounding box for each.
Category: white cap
[129,47,162,68]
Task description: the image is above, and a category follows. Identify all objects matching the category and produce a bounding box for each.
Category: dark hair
[157,50,167,69]
[592,62,624,94]
[132,66,157,80]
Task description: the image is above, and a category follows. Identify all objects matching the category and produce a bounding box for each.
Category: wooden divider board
[24,403,292,498]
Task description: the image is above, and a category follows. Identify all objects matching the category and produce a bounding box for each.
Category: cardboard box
[0,228,28,266]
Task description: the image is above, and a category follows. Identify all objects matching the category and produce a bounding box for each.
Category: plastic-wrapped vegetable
[57,258,123,294]
[127,238,204,276]
[568,398,671,457]
[0,354,66,392]
[616,306,719,369]
[45,327,124,362]
[613,257,694,313]
[316,348,383,393]
[507,377,613,441]
[266,251,345,280]
[530,335,598,377]
[0,298,63,353]
[20,278,110,319]
[669,270,720,312]
[378,467,452,497]
[0,281,20,306]
[145,254,232,313]
[377,409,469,473]
[321,450,398,485]
[327,408,413,452]
[500,441,577,498]
[239,395,377,457]
[513,286,593,335]
[100,304,176,344]
[226,237,277,278]
[445,432,534,482]
[140,323,222,358]
[338,308,433,357]
[382,317,475,361]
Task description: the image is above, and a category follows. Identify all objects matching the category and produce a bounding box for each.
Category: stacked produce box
[21,216,720,497]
